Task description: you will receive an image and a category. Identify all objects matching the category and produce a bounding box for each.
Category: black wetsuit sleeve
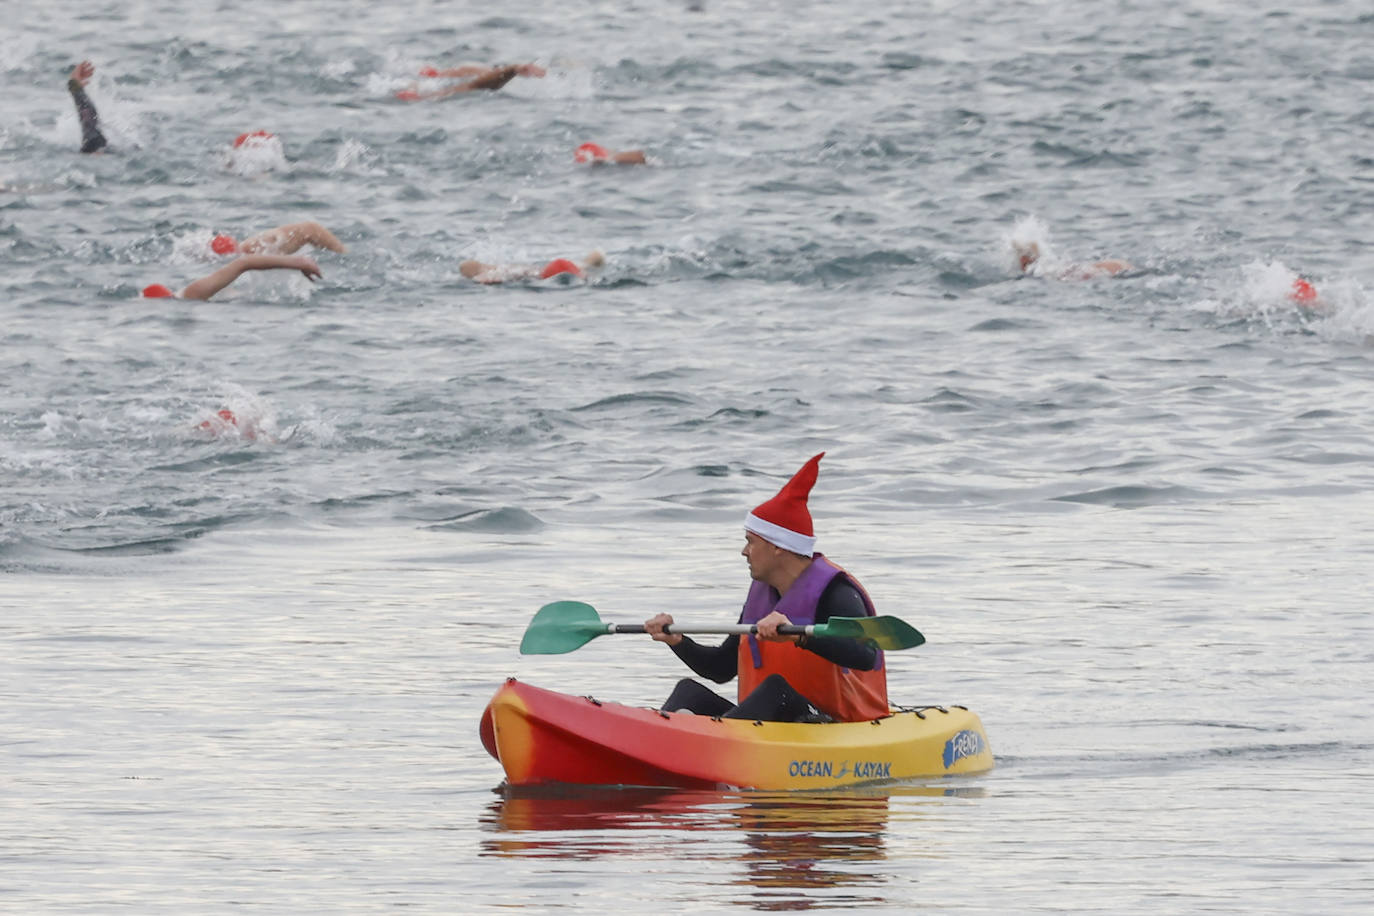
[805,578,879,670]
[68,79,107,153]
[670,634,739,684]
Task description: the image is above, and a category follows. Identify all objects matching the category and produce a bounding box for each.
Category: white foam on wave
[169,229,221,264]
[364,71,413,97]
[1191,260,1304,325]
[1197,260,1374,343]
[1238,260,1303,312]
[227,270,319,302]
[517,65,594,100]
[1305,278,1374,343]
[195,384,280,443]
[1001,214,1060,276]
[222,133,288,177]
[320,57,357,80]
[193,387,340,447]
[331,138,384,175]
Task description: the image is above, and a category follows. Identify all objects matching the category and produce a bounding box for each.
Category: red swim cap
[571,143,610,164]
[575,142,610,163]
[196,408,250,438]
[142,283,176,298]
[197,408,239,431]
[395,89,422,102]
[419,66,440,78]
[540,258,584,279]
[211,234,238,255]
[233,130,275,148]
[1290,278,1318,303]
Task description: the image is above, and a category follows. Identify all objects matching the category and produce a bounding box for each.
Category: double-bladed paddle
[519,600,925,655]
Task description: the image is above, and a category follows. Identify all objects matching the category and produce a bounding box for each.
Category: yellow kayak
[480,678,994,790]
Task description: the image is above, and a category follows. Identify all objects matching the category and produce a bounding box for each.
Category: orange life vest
[736,556,889,722]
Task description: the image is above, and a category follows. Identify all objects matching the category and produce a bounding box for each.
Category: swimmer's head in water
[540,258,584,279]
[233,130,276,148]
[1290,278,1319,303]
[211,234,238,255]
[198,408,238,431]
[142,283,176,298]
[574,142,611,163]
[1014,241,1041,272]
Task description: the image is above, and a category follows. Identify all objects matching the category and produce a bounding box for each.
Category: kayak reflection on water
[479,785,985,907]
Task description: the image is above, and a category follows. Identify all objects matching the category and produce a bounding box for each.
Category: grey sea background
[4,1,1373,912]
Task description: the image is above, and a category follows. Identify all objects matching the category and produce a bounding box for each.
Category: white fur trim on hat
[744,512,816,557]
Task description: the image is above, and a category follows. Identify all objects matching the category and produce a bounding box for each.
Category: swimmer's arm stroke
[180,255,321,301]
[67,60,107,154]
[407,63,545,100]
[421,65,521,98]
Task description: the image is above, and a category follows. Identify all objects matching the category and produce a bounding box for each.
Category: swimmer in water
[574,142,647,165]
[1014,240,1132,280]
[459,251,605,285]
[209,221,347,256]
[195,407,293,443]
[395,63,546,101]
[1289,277,1322,309]
[142,254,321,300]
[67,60,107,153]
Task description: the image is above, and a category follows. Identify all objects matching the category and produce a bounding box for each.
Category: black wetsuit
[660,577,879,722]
[68,79,107,153]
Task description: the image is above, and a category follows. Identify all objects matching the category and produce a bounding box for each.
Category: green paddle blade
[519,600,612,655]
[815,615,926,651]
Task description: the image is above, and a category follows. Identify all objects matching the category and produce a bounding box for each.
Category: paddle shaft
[607,623,812,638]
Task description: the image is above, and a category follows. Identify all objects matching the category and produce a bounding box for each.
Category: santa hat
[744,452,824,557]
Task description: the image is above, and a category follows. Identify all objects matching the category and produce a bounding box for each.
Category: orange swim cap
[1290,278,1318,303]
[142,283,176,298]
[233,130,275,148]
[540,258,584,279]
[574,142,610,163]
[211,234,238,255]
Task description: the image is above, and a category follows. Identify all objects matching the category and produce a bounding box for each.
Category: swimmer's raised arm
[449,65,521,93]
[420,65,492,78]
[180,254,321,301]
[397,63,545,101]
[238,221,347,255]
[67,60,107,154]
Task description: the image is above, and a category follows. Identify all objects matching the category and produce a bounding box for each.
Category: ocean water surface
[3,0,1373,912]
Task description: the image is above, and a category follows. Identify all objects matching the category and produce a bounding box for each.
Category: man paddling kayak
[645,453,889,723]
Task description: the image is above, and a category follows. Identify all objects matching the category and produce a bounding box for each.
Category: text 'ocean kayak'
[480,678,994,790]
